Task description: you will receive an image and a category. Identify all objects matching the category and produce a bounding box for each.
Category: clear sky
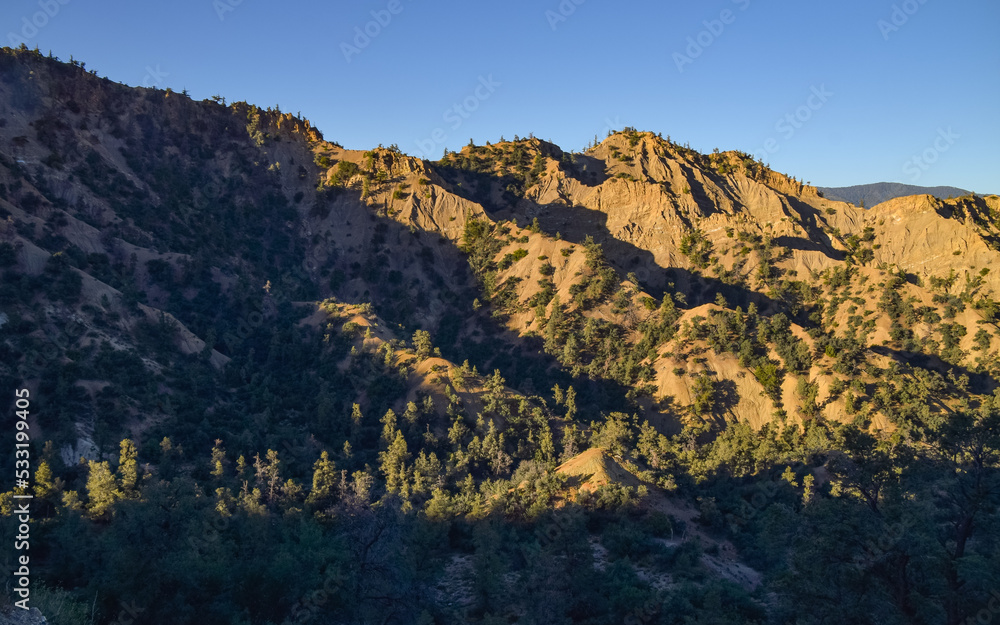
[3,0,998,192]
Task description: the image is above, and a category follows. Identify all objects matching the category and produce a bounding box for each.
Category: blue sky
[3,0,998,192]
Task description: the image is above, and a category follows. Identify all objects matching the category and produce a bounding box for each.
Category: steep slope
[4,45,1000,447]
[555,447,642,494]
[424,130,1000,432]
[0,49,998,625]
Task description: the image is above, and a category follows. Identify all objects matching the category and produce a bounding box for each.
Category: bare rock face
[0,607,47,625]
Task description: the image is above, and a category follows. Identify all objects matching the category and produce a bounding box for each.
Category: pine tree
[307,451,337,510]
[561,424,581,460]
[483,421,512,476]
[86,460,120,518]
[280,479,304,509]
[403,401,421,428]
[238,486,266,516]
[381,409,398,446]
[562,335,579,365]
[118,439,138,498]
[565,386,577,420]
[424,487,453,521]
[379,431,410,494]
[537,424,556,465]
[34,461,55,500]
[802,474,816,505]
[483,370,508,418]
[412,451,442,497]
[350,470,374,503]
[448,416,469,447]
[211,440,227,479]
[215,487,235,517]
[253,450,282,505]
[782,466,799,487]
[159,436,177,477]
[61,491,84,513]
[412,330,433,359]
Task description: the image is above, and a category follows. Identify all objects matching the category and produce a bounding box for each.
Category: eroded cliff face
[2,47,999,439]
[3,43,1000,625]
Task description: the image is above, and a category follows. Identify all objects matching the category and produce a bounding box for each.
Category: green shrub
[330,160,359,186]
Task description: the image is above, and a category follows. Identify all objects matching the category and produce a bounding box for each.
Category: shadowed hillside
[0,48,998,625]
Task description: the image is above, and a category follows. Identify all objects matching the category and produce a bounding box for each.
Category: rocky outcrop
[0,607,46,625]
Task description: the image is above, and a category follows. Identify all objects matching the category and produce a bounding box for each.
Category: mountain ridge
[817,181,974,207]
[5,47,1000,434]
[1,47,998,625]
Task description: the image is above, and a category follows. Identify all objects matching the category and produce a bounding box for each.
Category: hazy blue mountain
[818,182,972,207]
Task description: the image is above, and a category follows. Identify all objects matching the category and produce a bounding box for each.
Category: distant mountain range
[817,182,973,207]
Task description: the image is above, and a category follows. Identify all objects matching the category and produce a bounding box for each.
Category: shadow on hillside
[322,185,638,420]
[435,164,557,214]
[562,153,610,186]
[784,197,846,262]
[869,345,997,394]
[676,162,721,218]
[490,198,784,314]
[772,235,846,261]
[702,378,741,431]
[715,378,740,414]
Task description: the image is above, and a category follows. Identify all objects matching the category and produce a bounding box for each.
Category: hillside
[818,182,973,207]
[0,47,998,625]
